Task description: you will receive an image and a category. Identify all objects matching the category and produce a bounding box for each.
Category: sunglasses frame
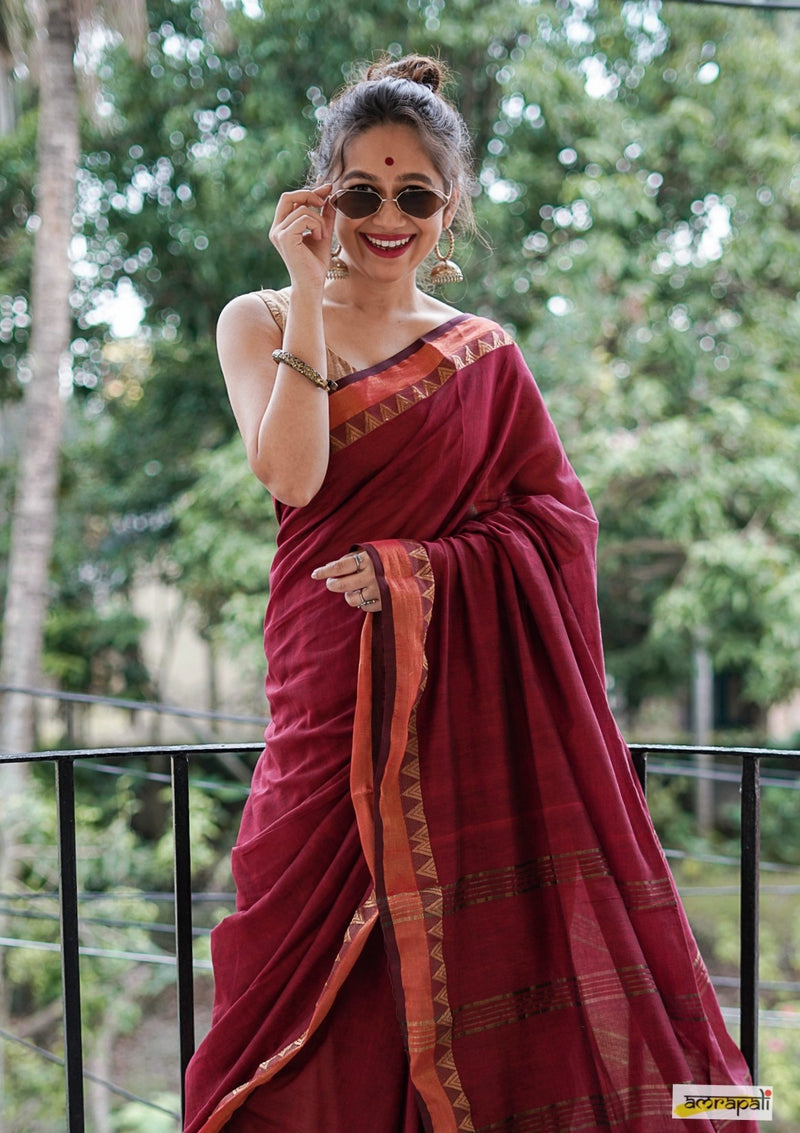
[329,183,452,221]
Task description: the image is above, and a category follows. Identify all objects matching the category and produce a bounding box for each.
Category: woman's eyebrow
[341,169,437,187]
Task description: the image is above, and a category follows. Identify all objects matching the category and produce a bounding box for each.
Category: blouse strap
[256,287,355,383]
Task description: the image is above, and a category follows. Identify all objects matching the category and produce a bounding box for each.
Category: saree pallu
[184,313,755,1132]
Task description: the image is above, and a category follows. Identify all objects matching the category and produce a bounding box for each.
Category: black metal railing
[630,744,800,1083]
[0,740,798,1131]
[1,741,262,1132]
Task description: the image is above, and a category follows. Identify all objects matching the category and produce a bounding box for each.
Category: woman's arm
[216,184,334,507]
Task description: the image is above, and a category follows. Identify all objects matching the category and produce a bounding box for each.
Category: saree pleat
[184,309,755,1132]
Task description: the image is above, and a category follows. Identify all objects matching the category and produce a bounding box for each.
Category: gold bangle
[271,349,338,394]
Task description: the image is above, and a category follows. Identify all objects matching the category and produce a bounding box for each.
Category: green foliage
[3,0,800,727]
[3,756,236,1128]
[2,1044,65,1133]
[170,437,276,666]
[648,764,800,869]
[455,3,800,721]
[672,858,800,1130]
[43,603,149,694]
[112,1096,180,1133]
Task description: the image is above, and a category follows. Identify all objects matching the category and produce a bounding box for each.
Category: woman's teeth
[365,235,413,249]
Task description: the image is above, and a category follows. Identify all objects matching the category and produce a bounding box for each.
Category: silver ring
[359,598,379,609]
[352,552,363,571]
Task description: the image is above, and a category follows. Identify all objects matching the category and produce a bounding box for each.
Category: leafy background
[1,0,799,1127]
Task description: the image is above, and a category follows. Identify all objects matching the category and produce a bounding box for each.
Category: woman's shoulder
[217,287,291,338]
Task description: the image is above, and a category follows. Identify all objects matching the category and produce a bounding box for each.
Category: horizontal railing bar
[0,935,214,968]
[0,682,268,727]
[0,1026,181,1118]
[0,906,221,936]
[645,761,800,786]
[72,761,252,795]
[0,739,796,1130]
[0,889,233,902]
[664,849,792,874]
[2,741,798,768]
[675,884,800,895]
[713,975,800,992]
[629,743,800,761]
[0,742,264,765]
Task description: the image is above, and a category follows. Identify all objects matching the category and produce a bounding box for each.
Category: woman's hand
[269,184,334,288]
[311,550,382,613]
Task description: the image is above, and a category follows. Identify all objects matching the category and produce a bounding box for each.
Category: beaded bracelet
[271,349,338,394]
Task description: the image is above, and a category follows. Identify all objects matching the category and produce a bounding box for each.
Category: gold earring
[327,238,349,280]
[430,227,464,286]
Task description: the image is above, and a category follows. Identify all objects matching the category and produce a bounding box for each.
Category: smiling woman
[322,123,456,280]
[182,54,756,1133]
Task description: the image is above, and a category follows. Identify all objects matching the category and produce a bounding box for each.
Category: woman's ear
[444,184,461,229]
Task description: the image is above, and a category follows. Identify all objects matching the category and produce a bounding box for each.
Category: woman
[184,55,756,1132]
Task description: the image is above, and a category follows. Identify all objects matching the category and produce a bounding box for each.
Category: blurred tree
[0,1,145,1122]
[452,2,800,728]
[2,0,800,739]
[0,0,146,759]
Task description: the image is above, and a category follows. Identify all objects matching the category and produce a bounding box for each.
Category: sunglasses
[329,184,451,221]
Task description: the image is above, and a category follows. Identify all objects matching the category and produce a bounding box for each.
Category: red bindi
[384,157,395,166]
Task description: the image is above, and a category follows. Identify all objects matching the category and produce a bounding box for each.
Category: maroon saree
[183,312,755,1132]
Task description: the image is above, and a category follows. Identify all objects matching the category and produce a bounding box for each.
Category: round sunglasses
[329,184,451,221]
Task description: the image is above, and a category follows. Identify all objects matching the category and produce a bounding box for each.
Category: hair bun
[366,54,446,94]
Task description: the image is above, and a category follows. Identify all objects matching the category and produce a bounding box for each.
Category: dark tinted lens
[397,188,445,218]
[333,189,382,218]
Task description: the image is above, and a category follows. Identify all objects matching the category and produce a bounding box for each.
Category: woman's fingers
[311,550,364,582]
[269,186,334,280]
[273,184,332,216]
[272,185,332,233]
[311,551,382,612]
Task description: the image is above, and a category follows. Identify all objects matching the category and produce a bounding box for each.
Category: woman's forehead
[339,124,443,184]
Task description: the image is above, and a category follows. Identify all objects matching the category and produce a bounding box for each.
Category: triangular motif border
[330,327,512,454]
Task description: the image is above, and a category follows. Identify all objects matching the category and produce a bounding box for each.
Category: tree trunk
[0,0,78,756]
[692,640,715,836]
[0,6,78,1122]
[0,50,18,136]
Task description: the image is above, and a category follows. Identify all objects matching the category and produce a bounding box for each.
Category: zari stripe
[439,850,679,917]
[472,1084,670,1132]
[442,849,611,912]
[452,965,658,1038]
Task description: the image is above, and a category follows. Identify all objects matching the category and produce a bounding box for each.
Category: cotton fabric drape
[183,302,755,1132]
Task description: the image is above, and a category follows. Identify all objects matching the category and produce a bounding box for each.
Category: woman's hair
[308,54,475,234]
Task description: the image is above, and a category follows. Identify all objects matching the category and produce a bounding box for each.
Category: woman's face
[329,122,459,283]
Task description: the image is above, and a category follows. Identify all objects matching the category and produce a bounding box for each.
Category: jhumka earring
[327,238,349,280]
[429,227,464,286]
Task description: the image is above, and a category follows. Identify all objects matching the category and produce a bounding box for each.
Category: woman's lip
[359,233,416,258]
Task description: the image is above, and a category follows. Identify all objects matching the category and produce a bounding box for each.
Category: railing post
[171,753,195,1121]
[739,756,760,1082]
[55,759,85,1132]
